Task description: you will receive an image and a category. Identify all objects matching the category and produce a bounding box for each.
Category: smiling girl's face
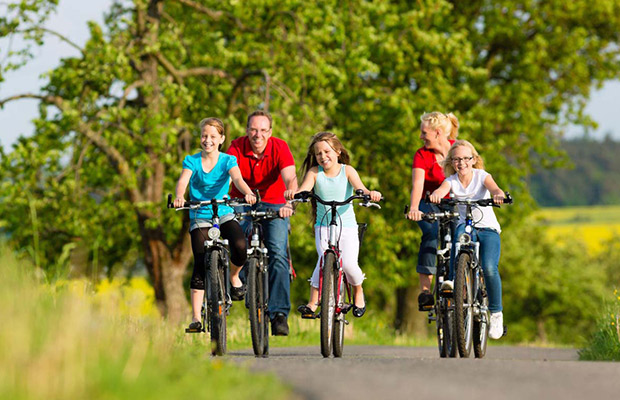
[451,145,475,178]
[201,125,225,154]
[313,140,340,172]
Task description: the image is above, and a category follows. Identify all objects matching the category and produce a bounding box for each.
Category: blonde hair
[420,111,459,140]
[442,140,485,176]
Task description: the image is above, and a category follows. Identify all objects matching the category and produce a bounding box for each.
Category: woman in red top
[406,112,459,310]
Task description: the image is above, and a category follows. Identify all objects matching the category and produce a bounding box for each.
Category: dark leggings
[190,219,247,290]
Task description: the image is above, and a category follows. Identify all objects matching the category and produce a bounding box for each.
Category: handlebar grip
[254,189,261,203]
[504,192,513,204]
[404,205,409,215]
[356,189,364,196]
[167,194,173,208]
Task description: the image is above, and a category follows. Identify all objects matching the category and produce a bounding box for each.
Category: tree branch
[17,27,84,55]
[171,0,248,30]
[0,93,63,109]
[154,52,230,85]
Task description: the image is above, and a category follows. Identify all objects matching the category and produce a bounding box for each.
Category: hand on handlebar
[428,192,443,204]
[406,209,424,221]
[245,193,258,205]
[492,192,505,205]
[284,189,296,201]
[173,197,185,208]
[279,203,295,218]
[368,190,382,202]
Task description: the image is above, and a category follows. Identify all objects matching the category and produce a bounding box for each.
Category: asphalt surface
[229,345,620,400]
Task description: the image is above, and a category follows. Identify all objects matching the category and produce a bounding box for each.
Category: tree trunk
[394,284,429,337]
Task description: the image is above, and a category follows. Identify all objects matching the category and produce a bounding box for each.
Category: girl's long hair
[300,132,351,222]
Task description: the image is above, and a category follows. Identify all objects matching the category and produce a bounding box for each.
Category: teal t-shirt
[182,152,237,219]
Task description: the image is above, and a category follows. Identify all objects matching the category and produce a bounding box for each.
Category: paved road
[229,346,620,400]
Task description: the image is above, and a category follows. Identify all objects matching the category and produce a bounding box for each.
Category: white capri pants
[310,226,365,288]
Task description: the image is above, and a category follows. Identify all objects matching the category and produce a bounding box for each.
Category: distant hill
[529,135,620,206]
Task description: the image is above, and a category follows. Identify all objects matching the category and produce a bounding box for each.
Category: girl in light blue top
[285,132,381,318]
[173,117,256,331]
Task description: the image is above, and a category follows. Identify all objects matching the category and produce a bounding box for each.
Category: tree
[2,0,620,331]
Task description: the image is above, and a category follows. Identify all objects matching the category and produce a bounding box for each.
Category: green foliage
[529,136,620,206]
[579,290,620,361]
[0,244,290,400]
[2,0,620,328]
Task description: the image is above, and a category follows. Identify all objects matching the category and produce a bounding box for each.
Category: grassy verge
[0,245,291,400]
[579,290,620,361]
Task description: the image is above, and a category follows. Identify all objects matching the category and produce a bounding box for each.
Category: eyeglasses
[452,156,474,163]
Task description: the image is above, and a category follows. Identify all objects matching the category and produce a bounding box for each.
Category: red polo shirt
[227,136,295,203]
[412,140,455,195]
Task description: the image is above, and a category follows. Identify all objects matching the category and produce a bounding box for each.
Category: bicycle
[235,207,280,357]
[167,194,249,356]
[439,193,513,358]
[405,200,460,358]
[292,189,381,358]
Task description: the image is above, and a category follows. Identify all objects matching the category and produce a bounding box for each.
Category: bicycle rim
[209,250,227,356]
[320,252,337,357]
[247,257,265,356]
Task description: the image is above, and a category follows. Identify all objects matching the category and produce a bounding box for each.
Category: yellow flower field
[535,205,620,254]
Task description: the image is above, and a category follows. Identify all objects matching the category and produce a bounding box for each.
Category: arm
[484,174,505,205]
[230,166,257,205]
[406,168,426,221]
[284,167,318,200]
[173,169,193,207]
[429,181,451,204]
[279,165,298,217]
[345,165,382,201]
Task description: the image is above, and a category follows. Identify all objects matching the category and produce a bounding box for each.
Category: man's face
[246,115,272,154]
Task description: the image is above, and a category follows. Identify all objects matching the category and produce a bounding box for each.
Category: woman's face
[451,145,475,177]
[201,125,225,153]
[313,140,340,171]
[420,122,441,149]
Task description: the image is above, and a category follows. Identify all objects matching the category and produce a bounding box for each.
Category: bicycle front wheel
[454,252,474,358]
[438,296,457,358]
[320,252,337,358]
[473,272,489,358]
[332,276,346,358]
[247,257,268,357]
[209,249,227,356]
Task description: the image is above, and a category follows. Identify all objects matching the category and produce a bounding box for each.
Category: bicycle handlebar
[291,189,382,209]
[235,209,280,220]
[167,194,250,210]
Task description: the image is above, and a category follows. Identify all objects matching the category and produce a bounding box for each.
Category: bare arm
[406,168,426,220]
[345,165,382,201]
[279,165,299,217]
[230,166,257,204]
[484,174,505,205]
[173,169,193,207]
[284,167,318,200]
[429,180,451,203]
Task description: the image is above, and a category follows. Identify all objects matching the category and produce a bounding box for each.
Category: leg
[338,226,364,308]
[190,289,204,322]
[416,201,439,307]
[221,219,248,300]
[477,229,502,313]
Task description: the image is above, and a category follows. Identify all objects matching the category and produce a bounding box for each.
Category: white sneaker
[489,312,504,339]
[440,280,453,291]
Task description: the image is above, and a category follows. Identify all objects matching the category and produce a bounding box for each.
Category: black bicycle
[235,207,280,357]
[168,194,248,356]
[439,193,513,358]
[292,189,381,358]
[405,201,460,358]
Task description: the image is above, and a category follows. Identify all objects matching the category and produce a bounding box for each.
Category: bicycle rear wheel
[454,252,473,358]
[209,249,227,356]
[247,257,268,357]
[332,275,346,358]
[438,297,457,358]
[473,273,489,358]
[320,252,337,358]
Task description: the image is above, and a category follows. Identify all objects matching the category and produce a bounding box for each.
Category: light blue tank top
[315,164,356,227]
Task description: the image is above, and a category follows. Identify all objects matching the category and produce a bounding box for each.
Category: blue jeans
[450,224,502,313]
[236,203,291,318]
[416,201,439,275]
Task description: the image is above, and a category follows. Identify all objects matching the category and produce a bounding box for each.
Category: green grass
[0,245,291,400]
[579,290,620,361]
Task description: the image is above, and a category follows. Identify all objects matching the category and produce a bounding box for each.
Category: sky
[1,0,620,150]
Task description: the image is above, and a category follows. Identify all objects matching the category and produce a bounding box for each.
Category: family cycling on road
[172,109,512,352]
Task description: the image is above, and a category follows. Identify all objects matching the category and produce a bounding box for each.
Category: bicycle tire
[209,249,227,356]
[440,297,457,358]
[320,252,337,358]
[247,257,267,357]
[332,275,346,358]
[454,252,474,358]
[473,273,489,358]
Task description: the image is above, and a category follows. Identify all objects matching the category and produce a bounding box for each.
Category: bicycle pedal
[344,319,349,325]
[418,304,433,312]
[440,290,453,298]
[185,328,202,333]
[340,304,353,314]
[300,313,318,319]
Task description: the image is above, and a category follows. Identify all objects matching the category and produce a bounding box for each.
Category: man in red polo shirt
[228,110,298,335]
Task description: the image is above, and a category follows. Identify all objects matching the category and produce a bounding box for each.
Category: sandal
[297,304,318,319]
[352,305,366,318]
[186,321,202,333]
[230,284,247,301]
